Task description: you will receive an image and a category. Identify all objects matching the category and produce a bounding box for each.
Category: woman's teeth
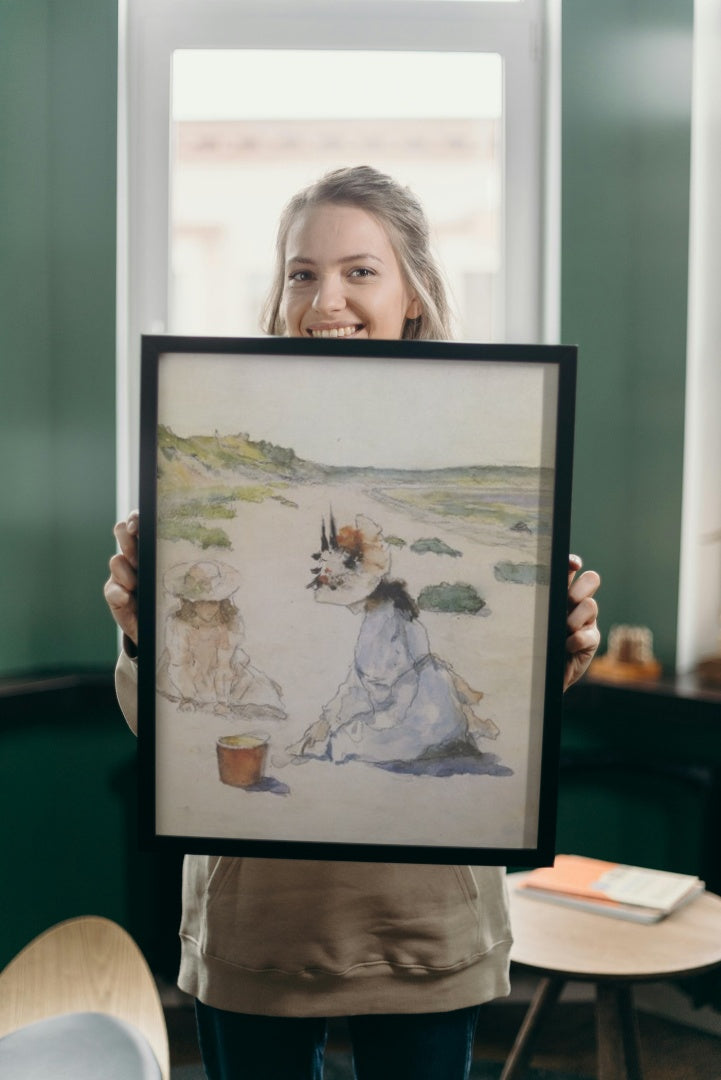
[310,325,360,338]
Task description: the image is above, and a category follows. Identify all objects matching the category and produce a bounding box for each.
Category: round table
[502,872,721,1080]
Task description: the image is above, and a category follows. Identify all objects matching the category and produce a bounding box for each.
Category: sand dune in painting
[156,424,552,566]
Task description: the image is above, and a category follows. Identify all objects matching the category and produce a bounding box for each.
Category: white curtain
[677,0,721,672]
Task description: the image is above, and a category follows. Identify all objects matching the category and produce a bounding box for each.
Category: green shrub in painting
[494,561,549,585]
[417,582,486,614]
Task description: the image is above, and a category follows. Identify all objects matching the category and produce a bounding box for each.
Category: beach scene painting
[142,340,573,862]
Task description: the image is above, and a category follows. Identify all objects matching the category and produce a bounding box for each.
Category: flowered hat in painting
[163,560,242,602]
[308,513,390,606]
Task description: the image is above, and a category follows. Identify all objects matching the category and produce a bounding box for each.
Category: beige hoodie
[116,650,512,1016]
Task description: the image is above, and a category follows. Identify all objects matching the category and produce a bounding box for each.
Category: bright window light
[170,50,503,341]
[172,50,502,121]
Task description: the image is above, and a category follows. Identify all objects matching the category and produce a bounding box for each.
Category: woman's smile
[306,323,364,339]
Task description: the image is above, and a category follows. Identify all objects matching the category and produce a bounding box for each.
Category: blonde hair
[262,165,454,341]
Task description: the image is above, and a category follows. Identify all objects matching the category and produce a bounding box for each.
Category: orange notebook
[517,855,704,923]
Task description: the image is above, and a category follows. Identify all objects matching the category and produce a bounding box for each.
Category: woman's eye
[349,267,375,279]
[288,270,313,283]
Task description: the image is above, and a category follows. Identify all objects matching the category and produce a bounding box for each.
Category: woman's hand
[104,510,139,646]
[564,554,601,691]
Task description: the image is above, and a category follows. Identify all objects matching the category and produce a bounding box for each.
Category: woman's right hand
[104,510,139,646]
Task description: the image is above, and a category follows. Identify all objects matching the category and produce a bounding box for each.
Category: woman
[287,511,500,764]
[106,166,601,1080]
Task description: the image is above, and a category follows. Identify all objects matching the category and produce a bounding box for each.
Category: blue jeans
[195,1000,481,1080]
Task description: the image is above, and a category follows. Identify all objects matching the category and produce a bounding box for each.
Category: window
[118,0,557,509]
[169,49,503,340]
[677,2,721,674]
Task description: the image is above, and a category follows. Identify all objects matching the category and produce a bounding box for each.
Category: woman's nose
[312,274,345,314]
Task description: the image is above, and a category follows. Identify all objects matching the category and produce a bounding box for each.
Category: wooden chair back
[0,916,169,1080]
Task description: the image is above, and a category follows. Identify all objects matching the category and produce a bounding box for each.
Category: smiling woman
[105,152,599,1080]
[263,166,451,341]
[282,205,420,340]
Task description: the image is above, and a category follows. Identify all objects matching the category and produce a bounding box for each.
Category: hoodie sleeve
[115,644,139,736]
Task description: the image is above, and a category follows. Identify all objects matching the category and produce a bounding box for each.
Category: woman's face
[281,203,421,340]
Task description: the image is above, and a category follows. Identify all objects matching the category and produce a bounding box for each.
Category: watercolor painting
[138,337,576,864]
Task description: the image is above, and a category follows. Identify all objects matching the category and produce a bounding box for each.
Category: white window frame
[117,0,558,511]
[676,0,721,674]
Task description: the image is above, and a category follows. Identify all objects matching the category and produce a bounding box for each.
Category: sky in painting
[158,351,558,470]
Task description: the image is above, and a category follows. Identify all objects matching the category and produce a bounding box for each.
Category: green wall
[0,1,694,678]
[0,682,183,974]
[562,0,693,670]
[0,0,118,675]
[0,0,135,971]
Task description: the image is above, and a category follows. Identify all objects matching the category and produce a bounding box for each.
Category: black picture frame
[138,335,576,865]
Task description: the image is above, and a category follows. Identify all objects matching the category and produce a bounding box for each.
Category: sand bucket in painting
[216,733,269,787]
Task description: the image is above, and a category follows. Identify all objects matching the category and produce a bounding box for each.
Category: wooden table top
[508,871,721,981]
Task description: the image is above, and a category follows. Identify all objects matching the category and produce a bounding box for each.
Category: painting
[137,336,576,864]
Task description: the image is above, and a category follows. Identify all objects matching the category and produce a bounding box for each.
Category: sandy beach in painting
[152,466,553,855]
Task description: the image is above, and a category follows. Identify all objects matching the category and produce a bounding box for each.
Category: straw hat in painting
[163,560,242,602]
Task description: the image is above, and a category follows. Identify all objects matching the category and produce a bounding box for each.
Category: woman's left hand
[564,555,601,691]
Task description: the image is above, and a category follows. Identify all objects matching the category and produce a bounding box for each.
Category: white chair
[0,915,170,1079]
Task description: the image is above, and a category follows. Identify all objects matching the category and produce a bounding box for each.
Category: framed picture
[138,335,576,865]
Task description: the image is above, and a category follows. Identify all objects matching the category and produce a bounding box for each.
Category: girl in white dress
[156,559,286,721]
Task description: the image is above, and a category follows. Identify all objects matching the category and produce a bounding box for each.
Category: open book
[516,854,705,923]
